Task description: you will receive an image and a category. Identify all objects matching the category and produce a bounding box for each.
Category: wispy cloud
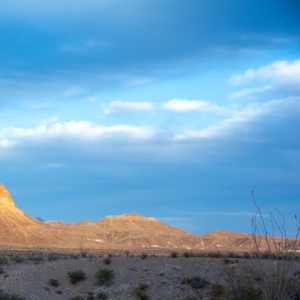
[104,101,154,114]
[162,99,222,113]
[173,98,292,141]
[191,211,254,217]
[229,85,272,99]
[61,40,108,54]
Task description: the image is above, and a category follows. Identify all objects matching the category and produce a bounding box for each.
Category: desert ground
[0,250,299,300]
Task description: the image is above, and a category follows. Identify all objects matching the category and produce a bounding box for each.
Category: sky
[0,0,299,236]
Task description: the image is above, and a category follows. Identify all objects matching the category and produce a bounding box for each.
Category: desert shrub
[103,256,111,265]
[225,265,262,300]
[55,289,63,294]
[69,296,84,300]
[133,283,149,300]
[48,278,59,287]
[223,258,231,264]
[243,252,251,259]
[81,251,87,258]
[0,267,4,274]
[0,290,25,300]
[10,254,23,263]
[183,251,192,257]
[0,256,8,265]
[95,292,108,300]
[28,253,44,262]
[85,291,94,300]
[68,270,86,284]
[223,258,238,265]
[181,275,209,289]
[189,276,210,289]
[70,253,79,260]
[48,253,59,261]
[206,251,222,258]
[96,268,114,286]
[210,283,225,300]
[251,195,300,300]
[170,251,178,258]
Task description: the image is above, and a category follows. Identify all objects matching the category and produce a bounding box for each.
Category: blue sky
[0,0,299,235]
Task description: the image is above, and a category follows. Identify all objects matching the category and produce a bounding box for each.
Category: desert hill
[0,183,294,253]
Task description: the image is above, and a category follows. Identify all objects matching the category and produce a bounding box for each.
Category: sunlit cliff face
[0,183,15,207]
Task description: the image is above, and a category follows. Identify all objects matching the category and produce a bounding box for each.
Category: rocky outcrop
[0,183,297,253]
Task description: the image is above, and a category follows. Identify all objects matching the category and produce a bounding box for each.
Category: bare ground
[0,251,299,300]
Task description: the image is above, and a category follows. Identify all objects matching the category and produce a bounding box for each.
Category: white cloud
[104,101,154,114]
[229,85,272,99]
[162,99,222,112]
[0,139,16,149]
[0,122,155,142]
[229,59,300,86]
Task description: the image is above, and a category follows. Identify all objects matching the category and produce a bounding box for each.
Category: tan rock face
[0,183,15,207]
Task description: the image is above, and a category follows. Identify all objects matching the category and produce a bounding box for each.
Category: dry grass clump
[251,194,300,300]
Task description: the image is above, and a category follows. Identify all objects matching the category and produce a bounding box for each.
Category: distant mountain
[0,183,297,252]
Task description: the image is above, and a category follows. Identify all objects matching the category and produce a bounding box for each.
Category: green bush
[96,268,114,286]
[68,270,86,284]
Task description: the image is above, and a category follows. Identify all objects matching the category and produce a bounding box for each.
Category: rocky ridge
[0,183,296,252]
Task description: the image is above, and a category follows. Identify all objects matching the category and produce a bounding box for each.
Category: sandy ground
[0,251,299,300]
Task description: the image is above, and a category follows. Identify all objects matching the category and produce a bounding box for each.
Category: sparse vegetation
[28,252,44,263]
[95,292,108,300]
[48,278,59,287]
[48,253,59,261]
[55,289,63,295]
[183,251,192,257]
[0,290,25,300]
[96,268,114,286]
[181,275,209,289]
[10,254,24,263]
[210,283,225,300]
[0,256,8,265]
[103,256,111,265]
[251,194,300,300]
[170,251,178,258]
[225,266,262,300]
[69,296,84,300]
[68,270,87,284]
[133,283,149,300]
